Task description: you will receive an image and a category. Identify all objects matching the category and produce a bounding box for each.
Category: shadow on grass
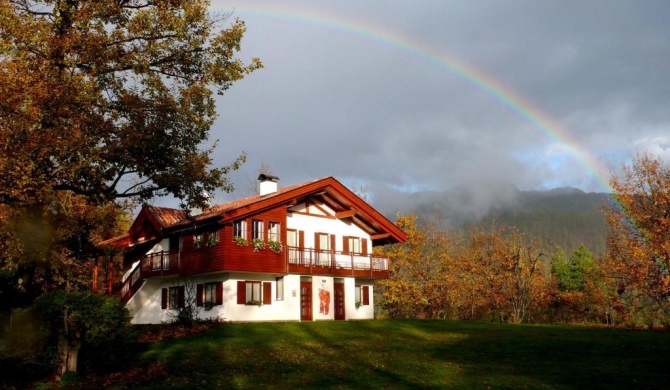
[132,320,670,389]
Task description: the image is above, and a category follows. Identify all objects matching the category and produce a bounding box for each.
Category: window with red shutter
[237,281,246,304]
[177,286,185,308]
[216,282,223,305]
[197,284,204,307]
[263,282,272,305]
[161,288,168,310]
[362,285,370,305]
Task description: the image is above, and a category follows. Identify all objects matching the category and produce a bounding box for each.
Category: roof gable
[104,177,407,248]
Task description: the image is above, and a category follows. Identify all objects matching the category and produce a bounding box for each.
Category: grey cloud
[207,0,670,212]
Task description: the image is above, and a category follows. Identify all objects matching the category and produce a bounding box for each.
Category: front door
[300,281,312,321]
[334,282,345,320]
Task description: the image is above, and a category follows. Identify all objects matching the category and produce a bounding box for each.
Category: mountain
[374,184,609,255]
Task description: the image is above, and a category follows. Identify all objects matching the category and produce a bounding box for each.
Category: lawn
[108,320,668,389]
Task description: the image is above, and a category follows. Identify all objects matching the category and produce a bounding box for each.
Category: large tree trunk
[58,310,81,376]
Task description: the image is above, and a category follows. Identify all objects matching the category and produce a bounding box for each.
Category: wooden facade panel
[218,207,287,274]
[179,228,226,275]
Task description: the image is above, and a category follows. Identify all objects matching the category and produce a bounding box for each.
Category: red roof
[99,177,407,248]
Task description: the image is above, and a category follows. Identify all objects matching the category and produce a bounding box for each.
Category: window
[206,230,219,247]
[355,285,370,306]
[316,233,330,265]
[276,277,284,300]
[287,229,297,247]
[168,287,180,309]
[246,281,261,303]
[197,282,223,308]
[252,220,264,240]
[237,280,272,305]
[345,237,361,254]
[161,286,184,310]
[268,222,280,242]
[193,233,204,248]
[233,220,247,239]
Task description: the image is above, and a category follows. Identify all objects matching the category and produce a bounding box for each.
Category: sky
[204,0,670,205]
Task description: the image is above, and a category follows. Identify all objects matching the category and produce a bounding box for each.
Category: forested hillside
[377,185,608,255]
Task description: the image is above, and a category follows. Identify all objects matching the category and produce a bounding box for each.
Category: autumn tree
[0,0,261,209]
[603,152,670,325]
[461,225,551,324]
[0,1,260,309]
[377,214,462,319]
[0,194,129,311]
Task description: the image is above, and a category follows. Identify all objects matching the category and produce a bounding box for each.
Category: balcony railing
[120,250,180,302]
[287,247,389,278]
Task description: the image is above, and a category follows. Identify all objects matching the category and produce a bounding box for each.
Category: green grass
[117,320,669,389]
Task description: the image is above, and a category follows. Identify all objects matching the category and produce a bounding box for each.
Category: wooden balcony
[286,247,390,279]
[120,250,180,303]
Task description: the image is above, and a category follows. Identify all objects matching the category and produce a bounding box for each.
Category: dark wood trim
[370,233,390,240]
[335,209,357,219]
[290,210,336,219]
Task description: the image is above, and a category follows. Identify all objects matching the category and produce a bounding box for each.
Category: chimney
[258,174,279,196]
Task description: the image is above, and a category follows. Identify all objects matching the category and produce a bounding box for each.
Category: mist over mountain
[373,182,609,255]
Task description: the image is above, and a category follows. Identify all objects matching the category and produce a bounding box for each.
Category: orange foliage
[603,153,670,324]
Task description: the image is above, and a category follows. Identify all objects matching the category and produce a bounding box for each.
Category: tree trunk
[58,310,81,376]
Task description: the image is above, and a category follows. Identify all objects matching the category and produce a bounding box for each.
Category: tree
[603,152,670,324]
[0,0,261,209]
[551,245,594,292]
[377,214,461,319]
[463,225,550,324]
[0,193,129,311]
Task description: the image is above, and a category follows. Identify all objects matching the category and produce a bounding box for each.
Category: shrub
[34,291,134,374]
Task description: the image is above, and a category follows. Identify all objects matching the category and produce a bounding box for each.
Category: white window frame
[233,220,247,239]
[252,220,264,241]
[268,222,280,242]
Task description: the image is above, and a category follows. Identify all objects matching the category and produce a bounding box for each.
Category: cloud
[207,0,670,210]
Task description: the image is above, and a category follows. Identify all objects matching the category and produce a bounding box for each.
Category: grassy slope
[118,320,669,389]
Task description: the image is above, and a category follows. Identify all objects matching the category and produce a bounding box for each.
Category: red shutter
[362,238,368,256]
[263,282,272,305]
[216,282,223,305]
[330,234,336,252]
[314,233,320,251]
[237,281,246,304]
[178,286,185,308]
[299,230,304,250]
[343,237,350,254]
[161,288,168,310]
[362,285,370,305]
[196,284,203,307]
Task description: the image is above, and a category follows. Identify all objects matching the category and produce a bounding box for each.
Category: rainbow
[211,2,613,192]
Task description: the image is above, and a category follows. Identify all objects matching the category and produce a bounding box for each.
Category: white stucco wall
[287,205,372,254]
[122,238,171,283]
[127,273,375,324]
